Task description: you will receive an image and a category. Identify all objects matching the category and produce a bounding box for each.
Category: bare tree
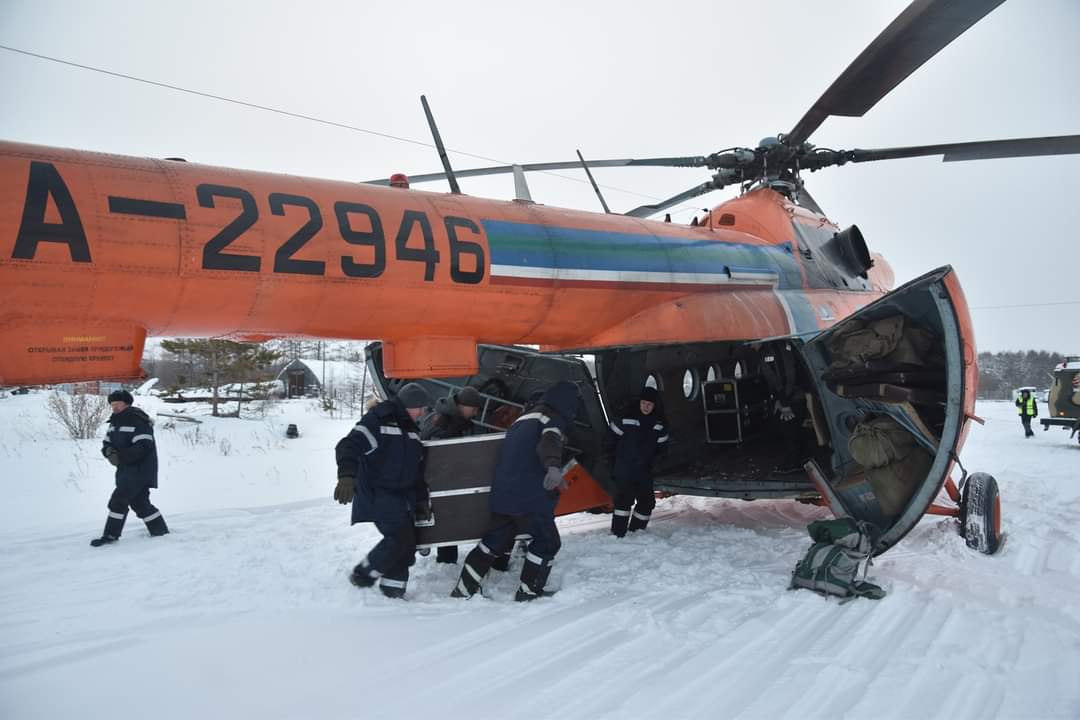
[48,390,111,440]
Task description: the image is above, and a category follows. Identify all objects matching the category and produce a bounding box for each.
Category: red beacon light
[389,173,410,189]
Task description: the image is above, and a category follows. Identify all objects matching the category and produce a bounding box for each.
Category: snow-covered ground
[2,394,1078,719]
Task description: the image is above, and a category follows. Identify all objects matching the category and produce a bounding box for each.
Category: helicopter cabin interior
[367,268,969,547]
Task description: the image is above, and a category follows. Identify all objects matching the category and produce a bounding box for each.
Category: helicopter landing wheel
[958,472,1002,555]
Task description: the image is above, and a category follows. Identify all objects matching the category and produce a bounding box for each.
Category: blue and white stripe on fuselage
[482,220,801,291]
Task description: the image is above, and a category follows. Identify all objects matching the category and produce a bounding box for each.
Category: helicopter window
[733,361,744,379]
[645,374,661,391]
[705,365,719,383]
[496,354,524,373]
[682,369,699,401]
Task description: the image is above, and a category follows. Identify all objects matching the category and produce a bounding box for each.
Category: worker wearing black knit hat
[91,390,168,547]
[604,385,669,537]
[334,382,430,598]
[107,389,134,406]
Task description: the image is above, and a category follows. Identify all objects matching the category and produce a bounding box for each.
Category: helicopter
[2,0,1078,557]
[1041,356,1080,443]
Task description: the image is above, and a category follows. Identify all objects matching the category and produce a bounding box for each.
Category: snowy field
[1,393,1078,719]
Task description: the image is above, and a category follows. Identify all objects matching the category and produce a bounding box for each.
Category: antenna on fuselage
[420,95,461,194]
[576,150,611,214]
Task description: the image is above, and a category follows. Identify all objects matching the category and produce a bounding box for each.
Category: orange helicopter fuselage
[0,140,894,384]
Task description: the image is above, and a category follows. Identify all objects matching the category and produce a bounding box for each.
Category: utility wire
[0,45,440,152]
[970,300,1080,311]
[0,44,706,212]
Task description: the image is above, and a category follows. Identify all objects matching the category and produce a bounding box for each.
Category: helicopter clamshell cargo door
[793,265,977,555]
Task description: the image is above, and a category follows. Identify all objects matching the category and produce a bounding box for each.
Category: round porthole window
[682,368,699,401]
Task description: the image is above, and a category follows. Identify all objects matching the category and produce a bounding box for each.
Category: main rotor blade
[846,134,1080,164]
[625,182,718,218]
[362,156,708,185]
[785,0,1006,146]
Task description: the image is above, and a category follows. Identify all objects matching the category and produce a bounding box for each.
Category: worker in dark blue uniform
[91,390,168,546]
[605,386,669,537]
[335,383,430,599]
[452,381,580,601]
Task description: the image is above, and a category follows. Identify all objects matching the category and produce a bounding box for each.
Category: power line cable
[0,45,442,151]
[0,44,711,213]
[970,300,1080,310]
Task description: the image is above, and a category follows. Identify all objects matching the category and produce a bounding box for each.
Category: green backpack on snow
[789,518,886,601]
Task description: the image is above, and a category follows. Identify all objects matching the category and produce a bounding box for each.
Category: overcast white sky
[1,0,1077,354]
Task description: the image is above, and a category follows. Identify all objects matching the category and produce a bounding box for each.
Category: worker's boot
[452,542,501,598]
[349,561,379,588]
[379,577,407,599]
[515,553,555,602]
[611,509,630,537]
[628,510,651,532]
[91,507,128,547]
[143,510,169,536]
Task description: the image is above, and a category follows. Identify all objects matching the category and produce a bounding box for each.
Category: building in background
[277,359,366,399]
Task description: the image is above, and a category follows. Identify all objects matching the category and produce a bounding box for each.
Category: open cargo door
[794,265,977,554]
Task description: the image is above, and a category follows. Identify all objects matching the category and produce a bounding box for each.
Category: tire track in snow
[0,610,243,679]
[613,597,833,717]
[402,592,700,713]
[524,596,784,719]
[0,638,142,680]
[735,598,931,718]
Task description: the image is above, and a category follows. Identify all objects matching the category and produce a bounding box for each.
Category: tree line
[977,350,1067,399]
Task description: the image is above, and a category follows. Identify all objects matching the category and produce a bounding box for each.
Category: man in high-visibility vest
[1015,389,1038,438]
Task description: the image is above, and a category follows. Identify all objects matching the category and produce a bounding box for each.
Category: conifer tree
[160,339,281,416]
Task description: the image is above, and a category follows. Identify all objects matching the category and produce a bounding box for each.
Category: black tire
[959,472,1002,555]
